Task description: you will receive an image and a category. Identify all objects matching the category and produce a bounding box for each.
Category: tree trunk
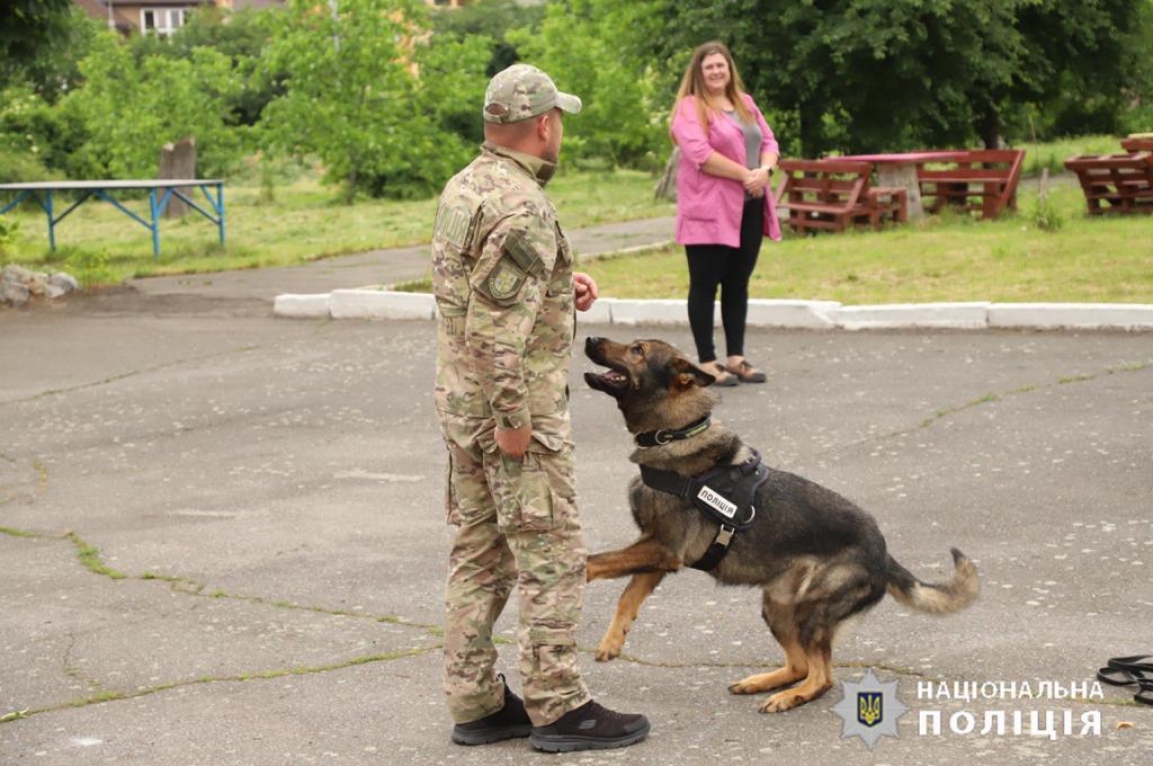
[798,106,816,158]
[654,147,679,201]
[159,137,196,219]
[979,107,1001,150]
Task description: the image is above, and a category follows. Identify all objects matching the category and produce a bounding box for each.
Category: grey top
[724,110,763,170]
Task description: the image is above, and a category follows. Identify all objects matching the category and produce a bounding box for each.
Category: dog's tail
[885,547,979,614]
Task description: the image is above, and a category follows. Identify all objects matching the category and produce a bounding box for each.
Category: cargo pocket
[488,451,557,534]
[528,625,582,711]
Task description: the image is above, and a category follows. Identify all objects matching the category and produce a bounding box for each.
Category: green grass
[1,135,1150,303]
[585,181,1153,304]
[0,169,673,286]
[1018,135,1132,176]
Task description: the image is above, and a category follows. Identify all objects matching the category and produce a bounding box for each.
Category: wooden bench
[775,160,906,233]
[1121,137,1153,152]
[1063,151,1153,216]
[915,149,1025,220]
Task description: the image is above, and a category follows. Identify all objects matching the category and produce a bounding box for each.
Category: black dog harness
[638,447,770,572]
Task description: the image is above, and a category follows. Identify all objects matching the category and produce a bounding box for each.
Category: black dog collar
[634,415,711,448]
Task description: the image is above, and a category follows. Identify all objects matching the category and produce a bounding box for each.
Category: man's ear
[675,359,715,388]
[536,112,551,141]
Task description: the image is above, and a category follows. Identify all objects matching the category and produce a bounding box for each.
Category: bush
[63,246,114,288]
[0,146,59,183]
[1030,192,1064,232]
[0,217,20,258]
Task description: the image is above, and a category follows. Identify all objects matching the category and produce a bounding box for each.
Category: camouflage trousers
[441,420,591,727]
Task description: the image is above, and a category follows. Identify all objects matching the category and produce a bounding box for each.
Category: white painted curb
[275,289,1153,332]
[834,302,991,330]
[602,299,685,326]
[273,293,330,319]
[329,289,436,321]
[988,303,1153,330]
[747,299,840,329]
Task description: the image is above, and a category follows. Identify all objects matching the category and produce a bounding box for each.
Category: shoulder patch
[483,260,527,304]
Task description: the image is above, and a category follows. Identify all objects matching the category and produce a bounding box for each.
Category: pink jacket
[671,94,782,246]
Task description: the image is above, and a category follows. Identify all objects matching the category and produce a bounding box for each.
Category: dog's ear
[675,359,715,388]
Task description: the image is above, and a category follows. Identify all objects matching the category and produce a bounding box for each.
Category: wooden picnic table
[833,151,962,219]
[1063,151,1153,216]
[0,179,226,258]
[1121,136,1153,153]
[775,160,906,233]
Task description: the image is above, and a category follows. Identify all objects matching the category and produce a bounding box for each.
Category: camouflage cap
[483,64,582,124]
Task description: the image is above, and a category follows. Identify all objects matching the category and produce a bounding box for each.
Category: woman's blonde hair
[671,41,752,142]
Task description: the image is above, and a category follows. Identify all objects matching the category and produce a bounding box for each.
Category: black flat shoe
[451,675,532,746]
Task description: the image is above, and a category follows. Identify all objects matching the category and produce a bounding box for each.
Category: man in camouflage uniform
[433,64,650,752]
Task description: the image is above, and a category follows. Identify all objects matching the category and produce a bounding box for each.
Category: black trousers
[685,198,765,364]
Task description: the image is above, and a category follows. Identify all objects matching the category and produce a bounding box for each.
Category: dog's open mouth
[584,366,630,397]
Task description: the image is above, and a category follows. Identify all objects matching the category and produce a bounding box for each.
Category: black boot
[450,676,532,746]
[529,700,650,752]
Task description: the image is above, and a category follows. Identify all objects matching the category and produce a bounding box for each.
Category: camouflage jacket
[432,143,575,449]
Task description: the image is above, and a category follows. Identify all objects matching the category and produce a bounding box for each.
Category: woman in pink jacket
[670,41,781,386]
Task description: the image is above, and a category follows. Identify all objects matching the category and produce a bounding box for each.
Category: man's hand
[495,424,532,459]
[573,271,599,312]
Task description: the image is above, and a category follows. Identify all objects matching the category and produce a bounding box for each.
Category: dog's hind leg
[729,598,808,695]
[595,571,666,661]
[758,642,834,714]
[757,593,858,713]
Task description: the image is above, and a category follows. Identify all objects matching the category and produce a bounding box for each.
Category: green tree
[429,0,546,77]
[64,32,245,179]
[510,0,669,169]
[0,1,101,102]
[261,0,489,201]
[606,0,1149,156]
[0,83,95,180]
[130,6,283,127]
[1010,0,1153,140]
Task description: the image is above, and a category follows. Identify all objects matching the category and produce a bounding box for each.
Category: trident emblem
[857,692,883,727]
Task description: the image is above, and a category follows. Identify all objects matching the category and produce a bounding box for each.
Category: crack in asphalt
[810,358,1152,460]
[0,345,262,407]
[1,523,1137,724]
[0,527,447,723]
[4,358,1148,724]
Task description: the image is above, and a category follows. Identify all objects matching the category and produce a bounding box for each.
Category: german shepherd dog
[583,337,979,713]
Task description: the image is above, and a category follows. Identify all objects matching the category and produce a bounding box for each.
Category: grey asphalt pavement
[1,223,1151,764]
